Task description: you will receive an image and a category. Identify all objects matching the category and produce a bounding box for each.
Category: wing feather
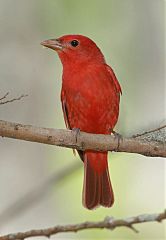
[106,64,122,95]
[61,89,84,161]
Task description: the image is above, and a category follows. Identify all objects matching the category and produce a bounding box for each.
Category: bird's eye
[70,40,79,47]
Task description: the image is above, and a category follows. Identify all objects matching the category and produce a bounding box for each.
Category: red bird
[41,35,121,209]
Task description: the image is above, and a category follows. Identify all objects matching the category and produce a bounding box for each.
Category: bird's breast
[62,64,120,133]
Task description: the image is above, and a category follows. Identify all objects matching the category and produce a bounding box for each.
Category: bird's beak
[40,39,63,51]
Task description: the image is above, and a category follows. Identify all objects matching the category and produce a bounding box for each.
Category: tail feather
[100,168,114,207]
[82,151,114,209]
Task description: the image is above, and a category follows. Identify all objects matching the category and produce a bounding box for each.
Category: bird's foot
[72,128,80,156]
[72,128,80,143]
[112,130,122,139]
[112,130,123,151]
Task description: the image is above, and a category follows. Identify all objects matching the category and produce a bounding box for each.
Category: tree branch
[0,92,28,105]
[0,210,165,239]
[0,120,166,157]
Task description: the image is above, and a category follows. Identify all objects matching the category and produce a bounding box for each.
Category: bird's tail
[82,151,114,209]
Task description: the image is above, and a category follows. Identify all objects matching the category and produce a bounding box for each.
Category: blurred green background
[0,0,165,239]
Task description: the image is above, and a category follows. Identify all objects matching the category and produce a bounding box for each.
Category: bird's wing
[106,64,122,95]
[61,89,71,129]
[61,89,84,161]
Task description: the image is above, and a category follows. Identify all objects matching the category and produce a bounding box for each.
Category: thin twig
[0,210,165,239]
[0,94,28,105]
[133,125,166,138]
[0,92,9,101]
[0,120,166,157]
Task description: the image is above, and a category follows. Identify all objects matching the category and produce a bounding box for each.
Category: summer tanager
[41,35,121,209]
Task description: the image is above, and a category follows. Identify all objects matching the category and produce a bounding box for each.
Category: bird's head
[41,34,105,66]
